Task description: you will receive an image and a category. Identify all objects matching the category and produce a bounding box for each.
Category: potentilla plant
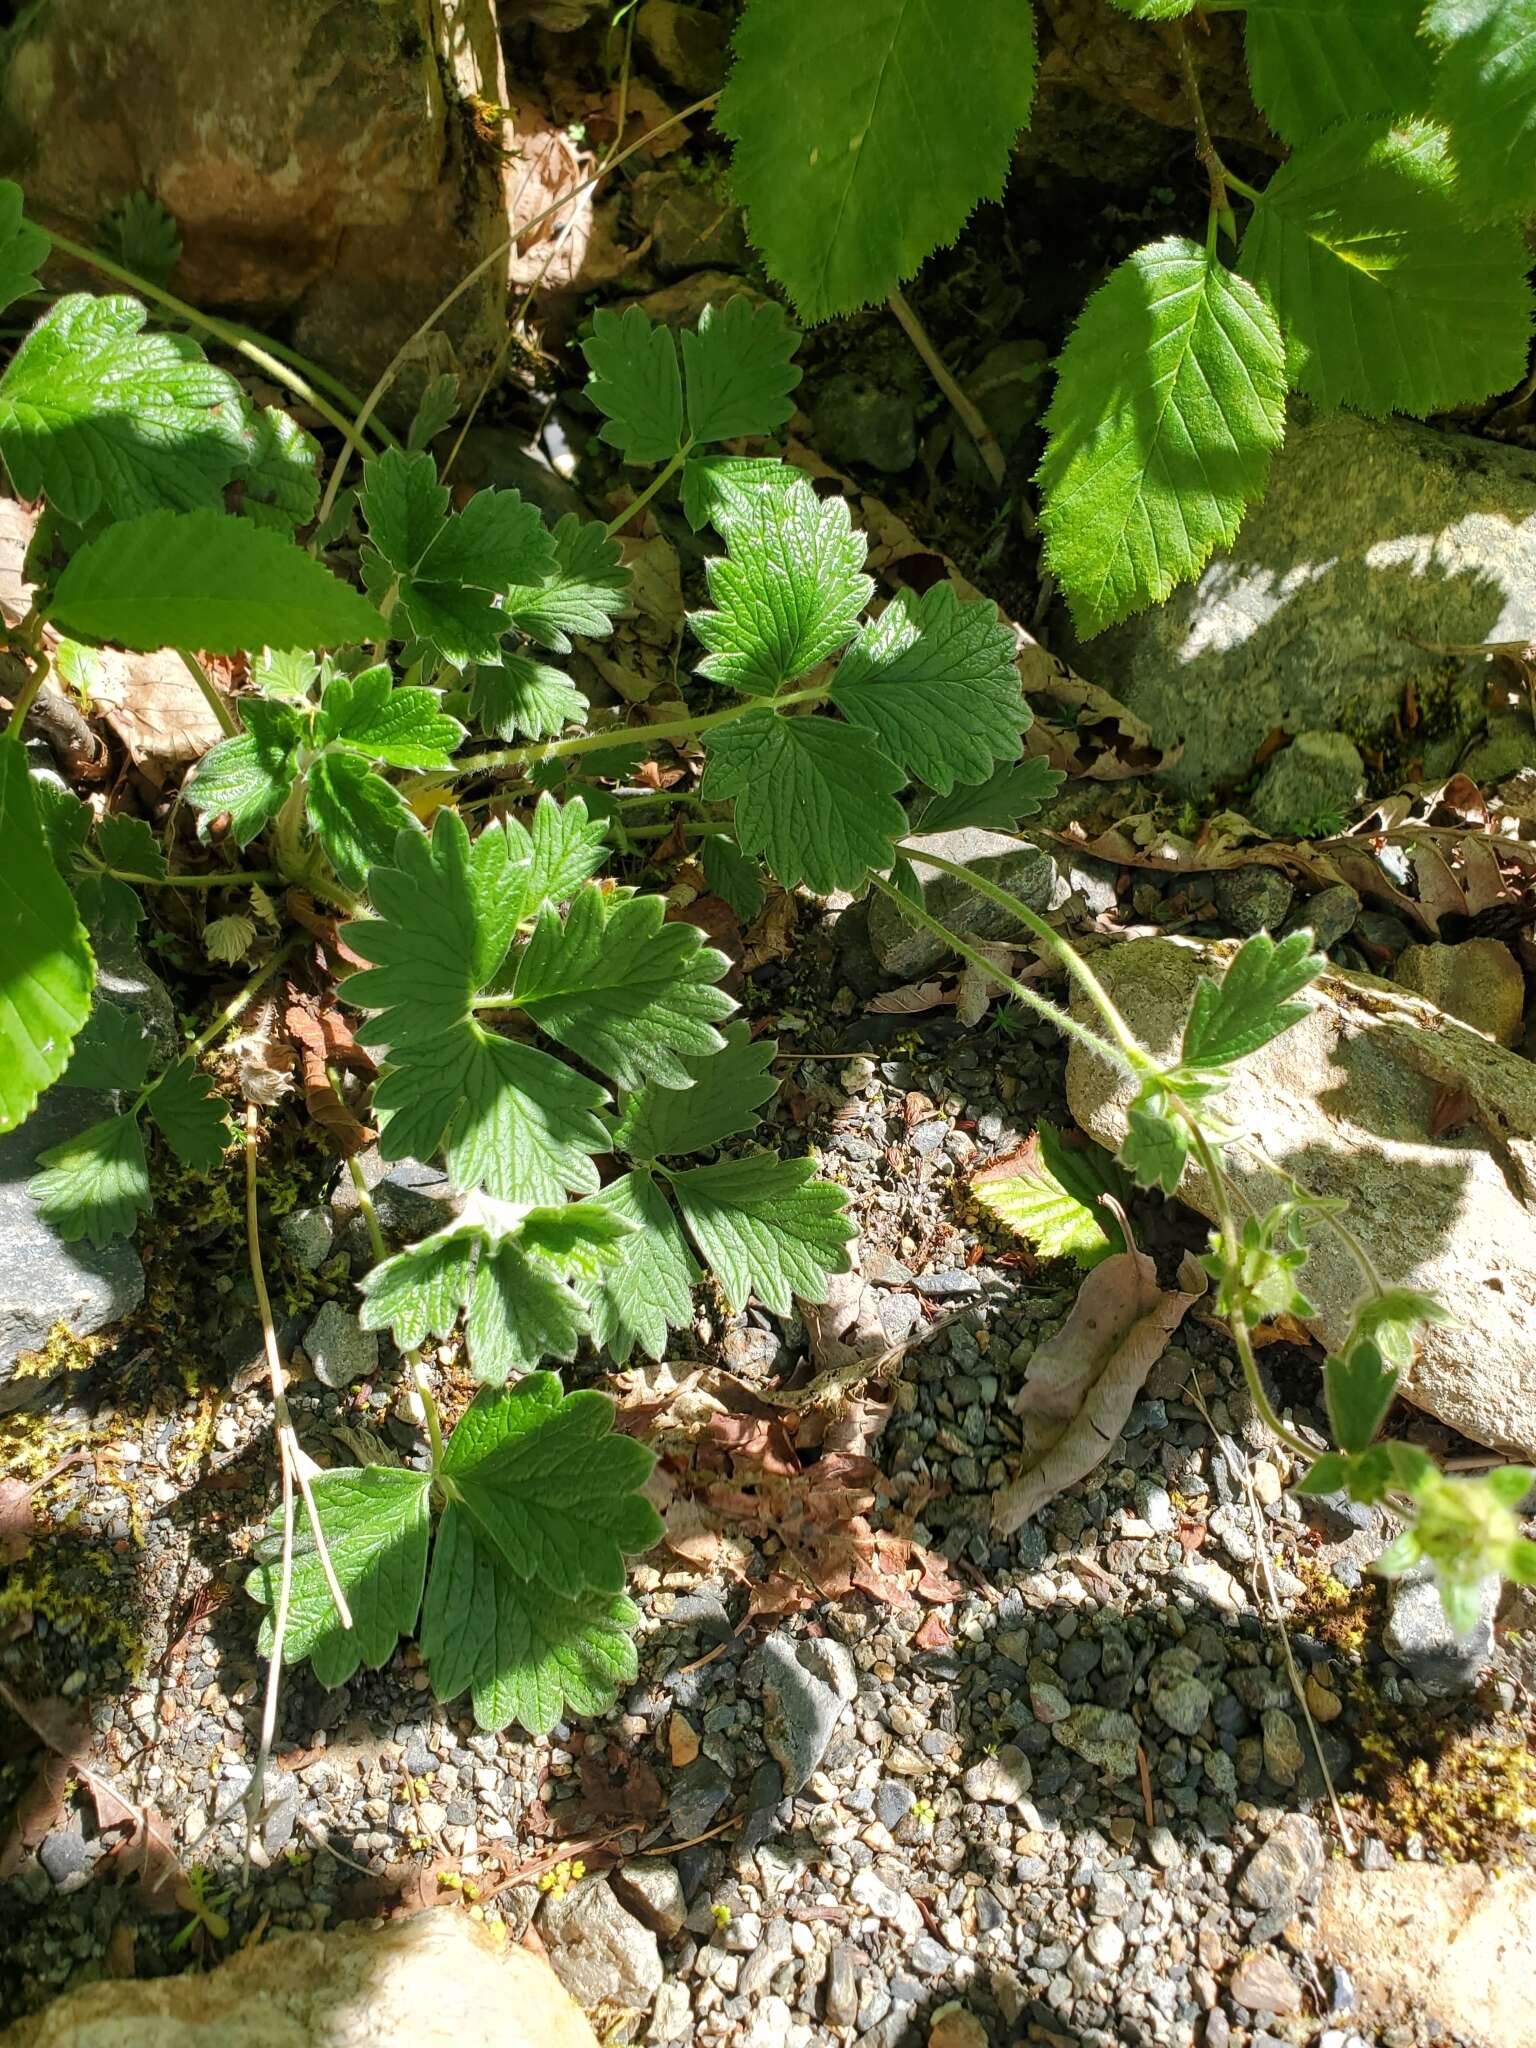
[0,179,1527,1739]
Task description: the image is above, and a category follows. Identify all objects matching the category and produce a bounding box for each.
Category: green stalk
[867,872,1132,1072]
[342,1142,447,1472]
[453,682,828,779]
[177,649,239,739]
[603,442,692,539]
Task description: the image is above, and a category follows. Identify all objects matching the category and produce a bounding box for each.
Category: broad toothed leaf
[236,404,321,531]
[31,1112,150,1245]
[1120,1080,1190,1195]
[359,448,450,573]
[440,1375,662,1597]
[1180,930,1324,1071]
[388,570,508,669]
[578,1170,699,1364]
[358,1226,479,1349]
[681,453,803,534]
[0,182,48,320]
[316,664,465,768]
[98,192,181,290]
[830,583,1026,792]
[248,1466,432,1687]
[504,793,610,913]
[519,1202,637,1273]
[1239,118,1533,417]
[0,739,94,1130]
[1326,1339,1398,1456]
[972,1122,1129,1269]
[1242,0,1433,143]
[691,476,871,695]
[94,813,166,883]
[681,298,802,444]
[914,756,1062,833]
[513,886,733,1091]
[307,752,417,891]
[413,486,553,592]
[1038,238,1287,638]
[503,515,630,652]
[613,1022,779,1160]
[184,700,305,846]
[1427,0,1536,220]
[582,305,685,464]
[420,1504,643,1735]
[0,294,243,524]
[147,1057,228,1172]
[671,1152,854,1314]
[701,710,906,893]
[60,1003,151,1094]
[700,833,766,920]
[718,0,1037,322]
[470,654,586,741]
[50,509,385,653]
[466,1238,589,1383]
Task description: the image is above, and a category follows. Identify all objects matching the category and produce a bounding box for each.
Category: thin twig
[887,288,1006,490]
[1167,22,1228,218]
[242,1102,352,1865]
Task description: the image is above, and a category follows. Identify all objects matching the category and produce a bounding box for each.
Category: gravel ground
[1,898,1530,2047]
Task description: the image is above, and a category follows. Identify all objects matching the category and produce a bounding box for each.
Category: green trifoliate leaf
[971,1122,1129,1269]
[503,515,630,652]
[31,1112,150,1245]
[316,665,465,768]
[1325,1338,1398,1456]
[50,510,386,654]
[99,192,182,289]
[147,1057,229,1173]
[420,1503,643,1735]
[829,583,1025,793]
[248,1466,432,1687]
[0,181,48,319]
[1426,0,1536,219]
[513,886,733,1091]
[579,1170,700,1364]
[467,1237,589,1383]
[0,740,94,1132]
[1348,1286,1454,1371]
[702,710,907,893]
[680,298,802,444]
[613,1023,779,1161]
[914,756,1063,834]
[307,753,418,891]
[0,295,243,524]
[184,700,306,846]
[719,0,1037,322]
[395,1030,608,1209]
[359,448,451,571]
[1242,0,1433,143]
[1239,119,1533,417]
[95,813,166,882]
[680,453,802,534]
[236,404,321,531]
[60,1004,152,1093]
[671,1152,854,1314]
[1181,930,1324,1071]
[1038,238,1287,639]
[441,1374,662,1597]
[583,305,685,463]
[691,476,871,696]
[1375,1463,1536,1625]
[505,793,610,913]
[359,1226,479,1350]
[469,654,585,741]
[1119,1079,1191,1195]
[701,834,766,920]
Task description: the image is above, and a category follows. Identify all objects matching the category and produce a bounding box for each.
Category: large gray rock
[868,828,1067,976]
[540,1878,663,2013]
[0,1089,143,1387]
[1074,405,1536,794]
[0,0,516,392]
[1065,936,1536,1457]
[0,1907,600,2047]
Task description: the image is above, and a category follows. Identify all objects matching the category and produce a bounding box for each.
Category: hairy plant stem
[342,1145,446,1471]
[314,89,722,534]
[453,680,828,778]
[3,610,50,737]
[40,228,389,460]
[108,865,280,889]
[887,289,1006,490]
[868,872,1131,1071]
[604,442,693,538]
[1167,23,1229,220]
[126,938,297,1124]
[176,649,238,739]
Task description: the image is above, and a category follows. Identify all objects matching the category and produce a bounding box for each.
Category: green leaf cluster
[247,1375,662,1735]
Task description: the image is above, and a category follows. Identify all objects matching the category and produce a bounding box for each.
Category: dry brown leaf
[867,980,956,1016]
[993,1229,1205,1533]
[742,887,797,970]
[284,992,377,1153]
[0,1477,37,1567]
[800,1264,889,1379]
